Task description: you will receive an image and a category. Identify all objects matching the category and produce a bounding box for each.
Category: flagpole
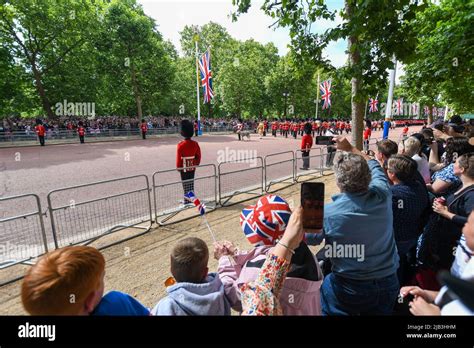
[195,40,202,135]
[315,72,320,119]
[383,56,397,139]
[364,99,368,119]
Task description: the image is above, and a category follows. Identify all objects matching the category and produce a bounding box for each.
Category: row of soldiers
[256,119,352,139]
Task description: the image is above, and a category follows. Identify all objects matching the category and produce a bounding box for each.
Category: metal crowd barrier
[0,194,48,268]
[218,157,264,206]
[0,194,48,286]
[47,175,153,249]
[264,151,295,192]
[152,164,218,226]
[295,147,325,182]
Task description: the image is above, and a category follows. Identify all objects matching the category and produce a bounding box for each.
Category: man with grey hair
[306,136,399,315]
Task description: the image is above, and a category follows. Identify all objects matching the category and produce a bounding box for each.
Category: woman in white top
[401,136,431,183]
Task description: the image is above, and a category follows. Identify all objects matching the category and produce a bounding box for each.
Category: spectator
[400,210,474,316]
[375,139,398,179]
[428,137,473,196]
[387,155,430,285]
[431,153,474,271]
[151,237,230,315]
[240,207,306,315]
[401,136,431,184]
[307,136,399,315]
[21,246,149,315]
[215,195,322,315]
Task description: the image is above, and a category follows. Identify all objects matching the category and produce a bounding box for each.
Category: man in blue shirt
[307,136,399,315]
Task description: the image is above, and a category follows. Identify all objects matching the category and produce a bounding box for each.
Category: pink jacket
[218,244,323,315]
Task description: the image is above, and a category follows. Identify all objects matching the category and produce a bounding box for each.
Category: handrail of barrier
[295,147,325,180]
[264,151,295,192]
[218,157,264,207]
[47,174,153,249]
[0,193,48,286]
[151,164,218,226]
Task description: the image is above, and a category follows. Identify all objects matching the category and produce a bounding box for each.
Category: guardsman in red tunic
[271,120,278,137]
[299,121,305,136]
[77,121,86,144]
[141,119,148,140]
[35,119,46,146]
[177,120,202,199]
[312,120,318,137]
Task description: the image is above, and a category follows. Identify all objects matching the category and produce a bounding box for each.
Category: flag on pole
[424,106,429,116]
[320,80,332,110]
[198,49,214,104]
[396,98,403,115]
[185,191,206,215]
[411,103,418,116]
[369,96,379,113]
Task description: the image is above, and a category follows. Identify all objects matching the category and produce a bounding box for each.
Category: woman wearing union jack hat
[214,194,323,315]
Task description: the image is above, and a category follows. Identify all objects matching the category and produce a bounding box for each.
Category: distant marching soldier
[271,119,278,137]
[77,121,86,144]
[141,119,148,139]
[35,119,46,146]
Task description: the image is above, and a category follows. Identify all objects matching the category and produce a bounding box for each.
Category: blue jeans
[321,272,399,315]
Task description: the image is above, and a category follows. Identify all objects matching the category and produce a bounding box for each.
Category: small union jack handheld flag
[185,191,206,215]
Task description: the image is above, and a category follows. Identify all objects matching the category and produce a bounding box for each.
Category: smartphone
[315,136,335,146]
[301,182,324,231]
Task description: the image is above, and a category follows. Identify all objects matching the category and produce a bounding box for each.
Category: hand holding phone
[301,182,324,232]
[315,136,335,146]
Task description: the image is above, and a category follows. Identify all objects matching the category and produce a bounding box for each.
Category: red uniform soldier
[141,119,148,140]
[35,119,46,146]
[77,121,85,144]
[177,120,202,199]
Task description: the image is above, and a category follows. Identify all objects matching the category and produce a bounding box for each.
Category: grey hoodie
[151,273,231,315]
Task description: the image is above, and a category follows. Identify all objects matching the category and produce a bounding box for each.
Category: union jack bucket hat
[240,195,292,246]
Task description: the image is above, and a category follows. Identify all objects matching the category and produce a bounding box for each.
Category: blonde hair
[402,137,421,157]
[22,246,105,315]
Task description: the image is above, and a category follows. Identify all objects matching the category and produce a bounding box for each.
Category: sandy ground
[0,171,336,315]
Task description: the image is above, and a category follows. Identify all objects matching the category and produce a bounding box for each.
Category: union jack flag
[320,80,332,110]
[198,49,214,104]
[432,106,438,117]
[240,195,291,246]
[369,96,379,113]
[411,103,418,116]
[185,191,206,215]
[424,106,429,116]
[396,98,403,115]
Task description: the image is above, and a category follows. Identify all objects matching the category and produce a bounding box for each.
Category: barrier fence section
[264,151,295,192]
[0,194,48,269]
[295,147,325,181]
[47,175,153,249]
[152,164,218,226]
[218,157,264,206]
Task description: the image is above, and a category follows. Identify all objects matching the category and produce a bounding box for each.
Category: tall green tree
[0,0,104,118]
[233,0,425,149]
[401,0,473,121]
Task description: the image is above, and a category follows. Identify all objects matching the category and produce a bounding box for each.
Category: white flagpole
[316,72,320,119]
[195,40,201,134]
[383,56,397,139]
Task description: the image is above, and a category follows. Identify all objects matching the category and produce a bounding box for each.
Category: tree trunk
[130,63,143,119]
[32,64,54,118]
[346,0,364,150]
